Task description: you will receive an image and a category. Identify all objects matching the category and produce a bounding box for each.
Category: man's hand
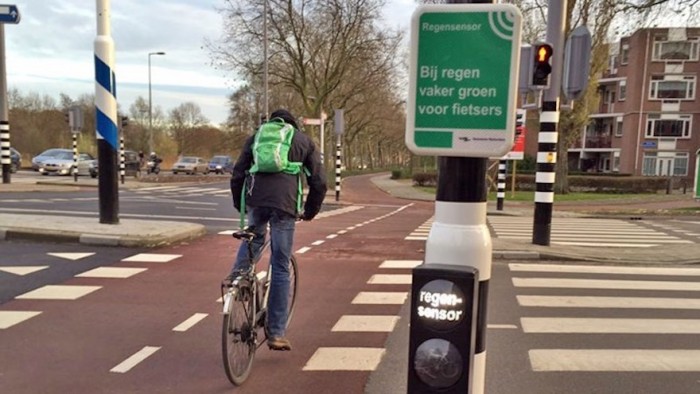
[298,212,314,221]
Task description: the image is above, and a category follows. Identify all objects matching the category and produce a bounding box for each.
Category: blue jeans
[231,207,296,338]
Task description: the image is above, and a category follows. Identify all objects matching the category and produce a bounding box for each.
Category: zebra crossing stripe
[513,277,700,291]
[509,263,700,276]
[517,295,700,310]
[529,349,700,372]
[521,317,700,334]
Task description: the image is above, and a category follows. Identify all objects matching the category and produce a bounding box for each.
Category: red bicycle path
[0,174,434,393]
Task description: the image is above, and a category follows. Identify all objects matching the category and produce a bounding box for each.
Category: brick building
[546,27,700,183]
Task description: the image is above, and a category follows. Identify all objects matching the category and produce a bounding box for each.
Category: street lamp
[148,51,166,154]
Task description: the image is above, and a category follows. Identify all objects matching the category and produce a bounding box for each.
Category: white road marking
[367,274,412,284]
[326,234,338,239]
[110,346,161,373]
[513,277,700,291]
[218,230,235,235]
[530,349,700,371]
[311,240,325,246]
[121,253,181,263]
[352,292,408,305]
[379,260,422,269]
[517,295,700,309]
[337,230,347,234]
[487,324,518,329]
[303,347,385,371]
[16,285,102,300]
[47,252,95,261]
[331,315,400,332]
[172,313,208,332]
[0,311,42,329]
[0,266,49,276]
[296,247,311,254]
[509,263,700,276]
[76,267,147,279]
[175,206,217,211]
[521,317,700,334]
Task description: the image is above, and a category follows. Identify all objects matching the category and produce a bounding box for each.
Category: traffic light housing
[407,264,479,393]
[531,42,553,88]
[64,111,70,124]
[120,116,129,128]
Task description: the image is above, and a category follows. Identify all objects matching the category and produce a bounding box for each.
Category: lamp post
[148,51,165,154]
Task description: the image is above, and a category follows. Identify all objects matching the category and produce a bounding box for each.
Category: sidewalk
[370,174,700,265]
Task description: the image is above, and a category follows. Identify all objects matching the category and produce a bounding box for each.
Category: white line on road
[517,295,700,309]
[513,277,700,291]
[296,247,311,254]
[173,313,208,332]
[522,318,700,333]
[311,240,325,246]
[110,346,161,373]
[509,263,700,276]
[530,349,700,371]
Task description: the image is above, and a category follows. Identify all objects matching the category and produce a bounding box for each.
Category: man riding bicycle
[228,108,327,351]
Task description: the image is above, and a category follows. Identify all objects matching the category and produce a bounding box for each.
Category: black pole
[119,135,125,184]
[496,160,506,210]
[98,139,119,223]
[72,133,78,182]
[335,138,341,202]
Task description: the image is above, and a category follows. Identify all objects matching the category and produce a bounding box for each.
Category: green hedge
[509,174,674,193]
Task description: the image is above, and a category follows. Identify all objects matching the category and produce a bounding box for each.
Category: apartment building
[568,27,700,182]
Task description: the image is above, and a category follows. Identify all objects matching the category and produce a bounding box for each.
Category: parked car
[39,150,95,176]
[10,147,21,173]
[208,155,234,174]
[89,150,142,178]
[172,156,209,175]
[32,148,67,171]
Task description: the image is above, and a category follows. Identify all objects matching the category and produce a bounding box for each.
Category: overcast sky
[6,0,418,126]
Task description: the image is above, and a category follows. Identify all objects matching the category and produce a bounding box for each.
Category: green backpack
[239,118,307,228]
[249,118,302,175]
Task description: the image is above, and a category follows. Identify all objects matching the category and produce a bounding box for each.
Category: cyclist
[228,108,327,351]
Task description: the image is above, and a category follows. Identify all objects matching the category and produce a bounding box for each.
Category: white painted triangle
[0,266,49,276]
[47,252,95,261]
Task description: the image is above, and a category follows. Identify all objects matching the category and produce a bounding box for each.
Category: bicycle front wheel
[222,284,256,386]
[286,255,299,328]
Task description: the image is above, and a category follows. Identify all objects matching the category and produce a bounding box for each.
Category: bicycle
[220,225,299,386]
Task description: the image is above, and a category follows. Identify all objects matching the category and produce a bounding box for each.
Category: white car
[39,151,95,176]
[172,156,209,175]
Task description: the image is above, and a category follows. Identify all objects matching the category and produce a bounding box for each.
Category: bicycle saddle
[232,226,257,241]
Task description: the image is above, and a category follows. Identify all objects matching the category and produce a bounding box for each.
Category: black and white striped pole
[532,0,566,246]
[405,2,521,393]
[119,135,125,184]
[334,109,344,202]
[72,132,79,182]
[496,160,506,210]
[0,8,21,183]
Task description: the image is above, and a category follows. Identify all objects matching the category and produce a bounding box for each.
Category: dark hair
[270,109,299,130]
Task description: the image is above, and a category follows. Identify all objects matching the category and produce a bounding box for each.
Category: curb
[1,226,207,247]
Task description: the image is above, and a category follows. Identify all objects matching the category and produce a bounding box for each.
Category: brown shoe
[267,337,292,351]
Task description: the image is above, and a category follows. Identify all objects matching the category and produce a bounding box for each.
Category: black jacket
[230,127,327,219]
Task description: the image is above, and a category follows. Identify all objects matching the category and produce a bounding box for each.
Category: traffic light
[64,111,70,124]
[531,42,553,88]
[120,116,129,128]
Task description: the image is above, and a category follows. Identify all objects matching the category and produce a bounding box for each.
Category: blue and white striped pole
[94,0,119,224]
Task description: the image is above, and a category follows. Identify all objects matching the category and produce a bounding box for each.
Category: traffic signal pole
[426,1,491,392]
[532,0,567,245]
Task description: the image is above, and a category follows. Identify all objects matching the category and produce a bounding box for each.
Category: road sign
[0,5,19,24]
[405,4,522,158]
[563,25,592,100]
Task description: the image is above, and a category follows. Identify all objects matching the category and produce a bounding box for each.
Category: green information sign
[405,4,522,157]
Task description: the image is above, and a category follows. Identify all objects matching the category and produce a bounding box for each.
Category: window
[649,76,696,100]
[653,39,699,61]
[674,154,689,176]
[646,115,692,138]
[618,81,627,101]
[620,44,629,64]
[615,119,624,137]
[641,152,688,176]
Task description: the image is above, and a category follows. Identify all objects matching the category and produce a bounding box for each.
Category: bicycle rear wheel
[285,255,299,328]
[222,284,256,385]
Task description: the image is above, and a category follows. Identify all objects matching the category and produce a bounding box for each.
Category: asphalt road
[2,172,700,393]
